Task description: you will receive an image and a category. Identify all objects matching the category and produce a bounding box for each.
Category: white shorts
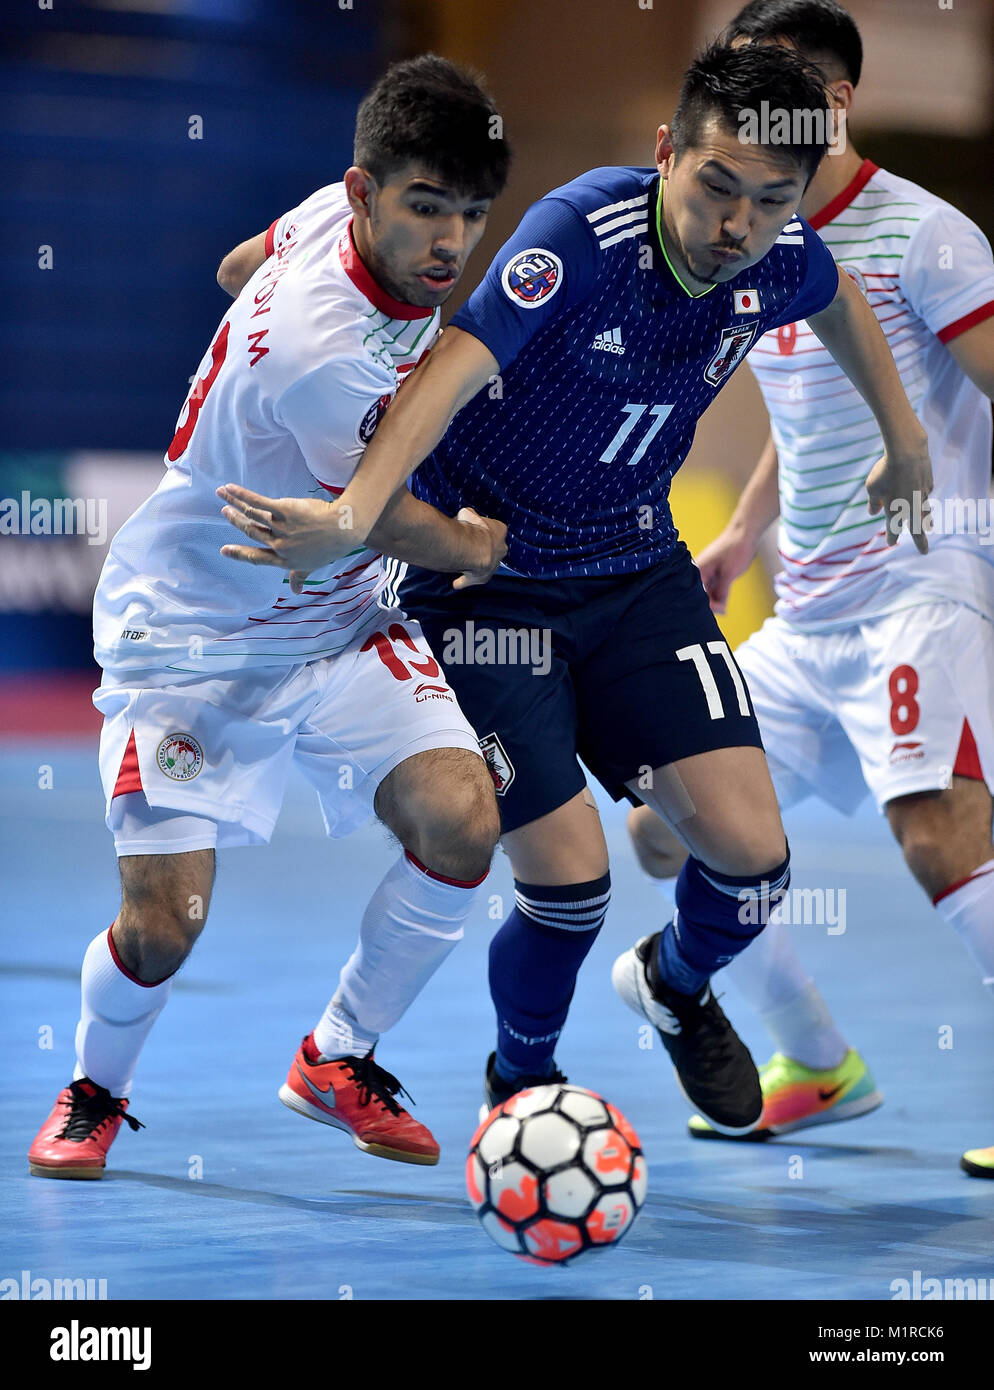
[737,602,994,816]
[95,614,484,855]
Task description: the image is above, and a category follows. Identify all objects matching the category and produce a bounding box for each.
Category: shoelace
[681,993,742,1069]
[340,1050,413,1117]
[654,973,733,1042]
[59,1080,144,1141]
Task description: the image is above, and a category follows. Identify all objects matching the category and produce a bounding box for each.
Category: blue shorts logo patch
[500,248,563,309]
[479,732,515,795]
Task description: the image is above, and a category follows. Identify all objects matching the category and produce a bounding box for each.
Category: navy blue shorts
[397,541,764,834]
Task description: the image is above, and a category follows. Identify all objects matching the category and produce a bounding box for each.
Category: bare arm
[217,231,269,297]
[365,486,506,587]
[217,482,506,594]
[217,327,500,575]
[946,315,994,400]
[725,432,780,544]
[341,327,500,543]
[807,266,933,551]
[694,433,779,613]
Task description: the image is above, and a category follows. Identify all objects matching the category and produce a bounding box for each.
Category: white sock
[314,851,486,1058]
[933,857,994,1000]
[720,914,850,1070]
[74,927,174,1098]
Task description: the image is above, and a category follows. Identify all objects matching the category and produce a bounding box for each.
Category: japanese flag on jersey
[93,184,440,675]
[733,289,762,314]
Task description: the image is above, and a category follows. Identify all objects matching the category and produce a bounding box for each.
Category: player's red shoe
[279,1034,439,1165]
[28,1079,144,1180]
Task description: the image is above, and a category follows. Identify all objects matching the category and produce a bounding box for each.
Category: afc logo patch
[156,732,204,781]
[704,323,758,386]
[358,393,392,444]
[500,248,563,309]
[479,732,515,795]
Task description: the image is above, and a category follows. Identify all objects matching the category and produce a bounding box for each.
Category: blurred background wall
[1,0,992,701]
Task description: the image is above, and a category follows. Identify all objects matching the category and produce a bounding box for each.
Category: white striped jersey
[749,159,994,629]
[93,183,439,674]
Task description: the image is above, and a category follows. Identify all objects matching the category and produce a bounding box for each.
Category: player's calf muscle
[115,850,214,979]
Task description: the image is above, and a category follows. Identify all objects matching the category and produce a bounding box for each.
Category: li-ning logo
[890,739,924,765]
[413,681,453,704]
[592,327,625,355]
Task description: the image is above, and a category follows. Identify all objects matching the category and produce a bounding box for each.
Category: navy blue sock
[657,850,790,996]
[490,873,611,1083]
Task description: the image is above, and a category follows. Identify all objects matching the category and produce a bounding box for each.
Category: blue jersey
[412,166,838,578]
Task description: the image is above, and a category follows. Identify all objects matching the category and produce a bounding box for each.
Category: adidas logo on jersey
[592,327,625,355]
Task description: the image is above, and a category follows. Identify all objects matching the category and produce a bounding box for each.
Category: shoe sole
[960,1155,994,1179]
[687,1122,773,1143]
[278,1084,439,1166]
[688,1088,884,1140]
[28,1162,104,1179]
[612,943,762,1137]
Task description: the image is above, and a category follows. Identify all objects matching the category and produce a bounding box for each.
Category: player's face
[349,164,492,309]
[657,118,807,288]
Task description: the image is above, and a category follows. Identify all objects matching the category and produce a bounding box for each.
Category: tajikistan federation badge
[156,732,204,781]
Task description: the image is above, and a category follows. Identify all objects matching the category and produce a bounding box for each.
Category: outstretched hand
[218,483,364,593]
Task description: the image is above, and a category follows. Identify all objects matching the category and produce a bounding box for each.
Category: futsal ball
[465,1084,647,1265]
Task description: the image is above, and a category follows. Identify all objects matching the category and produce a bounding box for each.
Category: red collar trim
[807,158,880,231]
[338,221,434,320]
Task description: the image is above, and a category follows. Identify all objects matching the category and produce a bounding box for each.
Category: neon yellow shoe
[688,1049,882,1140]
[960,1146,994,1178]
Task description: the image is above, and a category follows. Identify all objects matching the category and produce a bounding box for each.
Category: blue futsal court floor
[2,735,991,1302]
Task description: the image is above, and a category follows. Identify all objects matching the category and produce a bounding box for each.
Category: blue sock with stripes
[490,873,611,1084]
[657,851,791,997]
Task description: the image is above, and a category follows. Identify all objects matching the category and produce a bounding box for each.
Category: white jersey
[94,183,440,674]
[748,160,994,631]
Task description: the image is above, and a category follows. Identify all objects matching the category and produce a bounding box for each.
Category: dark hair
[725,0,862,86]
[671,40,832,184]
[353,54,511,201]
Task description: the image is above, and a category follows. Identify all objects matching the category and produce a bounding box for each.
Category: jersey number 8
[167,321,230,463]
